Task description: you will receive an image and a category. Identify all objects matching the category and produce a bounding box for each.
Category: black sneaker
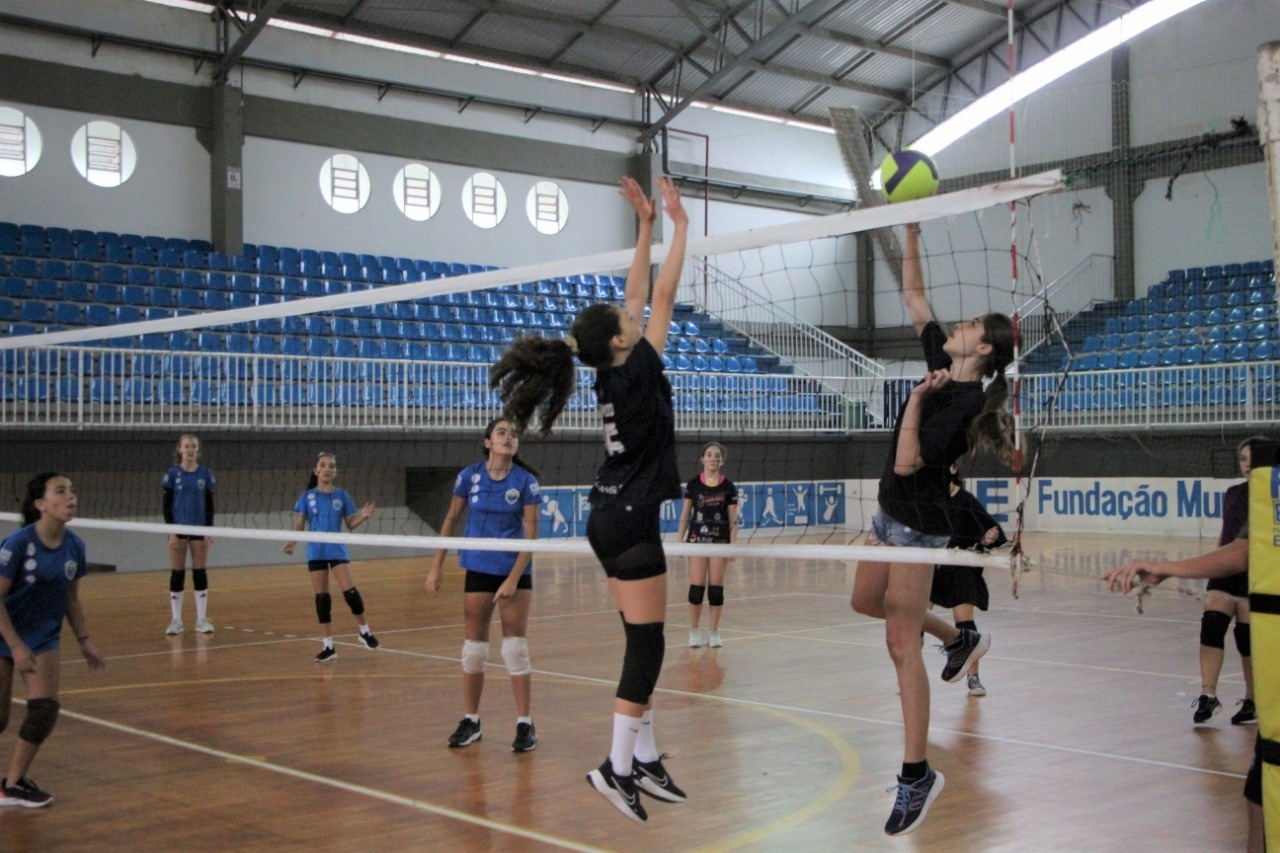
[448,717,482,748]
[315,646,337,663]
[632,754,687,803]
[1192,694,1222,725]
[884,768,944,836]
[939,628,990,683]
[1231,698,1256,725]
[512,722,538,752]
[0,777,53,809]
[586,758,647,822]
[358,631,380,650]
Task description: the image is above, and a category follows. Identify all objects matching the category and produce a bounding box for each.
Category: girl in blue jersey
[162,433,217,636]
[491,176,688,823]
[850,223,1014,836]
[283,453,379,662]
[0,473,106,808]
[426,418,541,753]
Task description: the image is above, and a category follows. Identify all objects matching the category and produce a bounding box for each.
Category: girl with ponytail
[850,222,1015,836]
[491,176,689,823]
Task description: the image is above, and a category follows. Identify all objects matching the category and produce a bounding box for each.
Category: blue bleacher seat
[333,339,357,358]
[1253,341,1274,360]
[32,279,59,300]
[150,287,176,308]
[306,337,331,357]
[19,301,49,324]
[0,278,24,299]
[53,303,82,325]
[1205,344,1227,364]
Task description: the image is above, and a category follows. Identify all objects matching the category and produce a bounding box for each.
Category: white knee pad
[501,636,532,676]
[461,640,489,674]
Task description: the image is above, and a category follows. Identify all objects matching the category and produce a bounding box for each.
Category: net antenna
[828,108,904,291]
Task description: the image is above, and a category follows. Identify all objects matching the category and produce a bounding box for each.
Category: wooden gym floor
[0,532,1251,852]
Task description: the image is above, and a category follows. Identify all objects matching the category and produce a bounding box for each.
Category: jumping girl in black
[490,175,688,823]
[849,222,1015,836]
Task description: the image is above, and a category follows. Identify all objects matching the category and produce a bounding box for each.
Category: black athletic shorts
[464,570,532,594]
[586,503,667,581]
[308,559,348,573]
[1207,571,1248,599]
[173,533,208,542]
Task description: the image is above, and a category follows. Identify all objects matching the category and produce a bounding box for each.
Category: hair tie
[563,334,579,355]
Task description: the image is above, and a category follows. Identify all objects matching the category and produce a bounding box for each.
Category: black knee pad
[169,570,185,593]
[687,584,705,606]
[956,620,977,632]
[315,592,333,624]
[192,569,209,592]
[19,698,59,745]
[1200,610,1231,649]
[707,585,724,607]
[342,587,365,616]
[617,621,665,705]
[1235,622,1251,658]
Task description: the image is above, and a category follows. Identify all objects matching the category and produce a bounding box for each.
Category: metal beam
[214,0,289,81]
[641,0,849,141]
[941,0,1017,20]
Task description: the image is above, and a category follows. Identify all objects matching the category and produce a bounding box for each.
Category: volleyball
[879,149,939,203]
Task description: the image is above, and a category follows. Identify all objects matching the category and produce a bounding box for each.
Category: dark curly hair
[967,312,1016,467]
[490,303,623,437]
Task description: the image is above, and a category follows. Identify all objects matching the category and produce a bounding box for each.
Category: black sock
[956,620,977,633]
[901,760,928,781]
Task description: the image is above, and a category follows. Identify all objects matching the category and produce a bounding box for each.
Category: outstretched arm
[901,225,934,335]
[642,177,688,355]
[619,177,656,326]
[1102,538,1249,594]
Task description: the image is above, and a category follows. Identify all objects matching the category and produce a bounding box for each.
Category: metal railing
[688,258,885,423]
[1018,254,1115,358]
[2,345,1275,435]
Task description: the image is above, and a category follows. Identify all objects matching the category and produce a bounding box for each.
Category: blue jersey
[293,488,358,562]
[0,525,87,656]
[162,465,216,527]
[452,462,540,576]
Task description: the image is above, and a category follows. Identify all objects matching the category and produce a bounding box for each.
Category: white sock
[610,713,641,777]
[195,590,208,621]
[466,713,479,723]
[170,591,183,621]
[323,637,333,649]
[517,716,532,726]
[360,624,372,635]
[634,709,659,763]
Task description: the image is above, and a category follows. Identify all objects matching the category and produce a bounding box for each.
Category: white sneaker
[688,629,703,648]
[967,675,986,697]
[708,630,723,648]
[194,618,214,634]
[165,619,184,636]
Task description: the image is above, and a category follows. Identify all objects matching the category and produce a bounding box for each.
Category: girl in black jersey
[677,441,738,648]
[930,473,1006,697]
[491,176,688,823]
[849,222,1014,836]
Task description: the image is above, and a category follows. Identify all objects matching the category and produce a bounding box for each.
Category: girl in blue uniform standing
[850,223,1015,836]
[426,418,541,752]
[283,453,379,662]
[491,175,689,822]
[162,433,217,636]
[0,473,106,808]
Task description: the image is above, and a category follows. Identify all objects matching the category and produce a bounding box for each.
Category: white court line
[54,705,609,853]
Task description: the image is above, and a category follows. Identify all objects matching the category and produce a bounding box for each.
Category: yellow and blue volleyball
[879,149,940,203]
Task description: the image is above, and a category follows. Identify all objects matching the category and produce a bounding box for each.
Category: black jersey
[684,475,738,543]
[877,321,985,536]
[589,337,681,507]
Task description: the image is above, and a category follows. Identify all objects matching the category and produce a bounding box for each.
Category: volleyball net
[0,171,1074,576]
